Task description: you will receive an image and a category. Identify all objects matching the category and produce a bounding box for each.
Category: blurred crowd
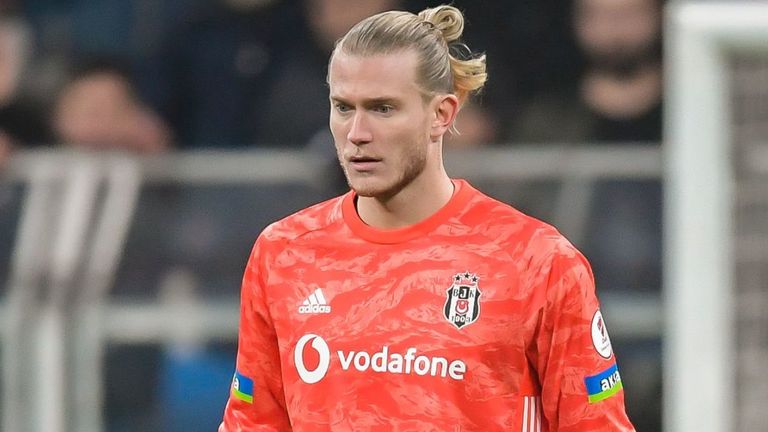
[0,0,664,430]
[0,0,665,290]
[0,0,662,158]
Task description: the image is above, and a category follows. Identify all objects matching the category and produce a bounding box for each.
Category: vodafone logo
[293,334,467,384]
[294,334,331,384]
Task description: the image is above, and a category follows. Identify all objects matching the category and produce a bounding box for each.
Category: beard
[338,140,429,201]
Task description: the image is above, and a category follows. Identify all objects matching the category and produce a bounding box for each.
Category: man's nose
[347,112,373,145]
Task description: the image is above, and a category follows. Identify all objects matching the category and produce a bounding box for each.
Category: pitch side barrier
[0,145,661,432]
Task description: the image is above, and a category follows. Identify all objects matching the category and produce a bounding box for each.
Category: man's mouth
[348,155,382,171]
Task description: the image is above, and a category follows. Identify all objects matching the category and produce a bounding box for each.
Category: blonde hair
[332,5,487,106]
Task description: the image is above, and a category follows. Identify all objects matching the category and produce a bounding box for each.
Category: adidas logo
[298,288,331,314]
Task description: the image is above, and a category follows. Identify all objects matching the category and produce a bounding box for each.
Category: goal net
[665,3,768,432]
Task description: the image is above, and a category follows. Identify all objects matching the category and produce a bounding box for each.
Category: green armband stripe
[233,387,253,403]
[588,380,623,403]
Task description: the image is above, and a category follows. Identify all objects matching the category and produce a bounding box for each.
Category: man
[509,0,663,143]
[220,4,635,431]
[53,59,171,154]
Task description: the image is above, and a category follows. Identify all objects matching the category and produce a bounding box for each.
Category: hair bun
[418,5,464,43]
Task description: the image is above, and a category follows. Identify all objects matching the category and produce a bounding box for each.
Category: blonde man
[220,5,635,431]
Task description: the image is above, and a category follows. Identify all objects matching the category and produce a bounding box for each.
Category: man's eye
[375,105,393,114]
[335,103,351,113]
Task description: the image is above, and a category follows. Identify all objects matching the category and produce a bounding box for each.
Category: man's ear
[430,94,460,140]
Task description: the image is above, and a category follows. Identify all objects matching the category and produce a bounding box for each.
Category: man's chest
[265,242,541,368]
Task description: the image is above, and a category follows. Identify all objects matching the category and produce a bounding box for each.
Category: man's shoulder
[259,193,347,245]
[476,194,589,282]
[466,188,559,235]
[466,187,578,256]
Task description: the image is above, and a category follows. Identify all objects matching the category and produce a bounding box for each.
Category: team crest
[444,272,482,329]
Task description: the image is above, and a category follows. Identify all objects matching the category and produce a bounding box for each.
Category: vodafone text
[338,346,466,379]
[294,334,467,384]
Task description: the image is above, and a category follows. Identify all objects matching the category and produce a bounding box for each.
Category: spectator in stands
[52,59,171,153]
[507,2,664,431]
[509,0,662,142]
[505,0,663,293]
[140,0,293,148]
[51,57,175,431]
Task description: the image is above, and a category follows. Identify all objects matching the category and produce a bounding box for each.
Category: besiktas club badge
[444,272,482,329]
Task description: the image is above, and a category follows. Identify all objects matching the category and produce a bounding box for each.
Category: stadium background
[0,0,755,431]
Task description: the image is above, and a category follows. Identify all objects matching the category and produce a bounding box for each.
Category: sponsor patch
[294,334,467,384]
[231,370,254,403]
[585,363,623,403]
[591,310,613,359]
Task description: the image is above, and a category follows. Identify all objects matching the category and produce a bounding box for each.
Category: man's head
[53,60,170,153]
[327,5,487,199]
[574,0,662,75]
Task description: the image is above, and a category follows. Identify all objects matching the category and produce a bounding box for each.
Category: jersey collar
[342,179,473,244]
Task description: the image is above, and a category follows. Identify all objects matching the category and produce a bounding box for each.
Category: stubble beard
[338,141,429,201]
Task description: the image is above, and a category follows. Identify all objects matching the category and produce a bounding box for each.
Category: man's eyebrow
[329,96,399,105]
[365,97,398,106]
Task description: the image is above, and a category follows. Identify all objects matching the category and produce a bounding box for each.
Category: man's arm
[219,237,292,431]
[531,243,636,431]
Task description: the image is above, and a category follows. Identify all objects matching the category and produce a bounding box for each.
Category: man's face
[53,73,136,148]
[328,50,435,199]
[575,0,660,71]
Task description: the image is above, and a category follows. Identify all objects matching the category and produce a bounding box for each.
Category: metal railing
[0,145,663,432]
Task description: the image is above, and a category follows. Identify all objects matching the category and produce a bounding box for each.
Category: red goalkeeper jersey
[220,179,635,431]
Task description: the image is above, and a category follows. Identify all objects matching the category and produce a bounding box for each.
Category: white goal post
[665,2,768,432]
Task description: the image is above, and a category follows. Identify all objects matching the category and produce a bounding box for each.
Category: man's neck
[355,173,454,230]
